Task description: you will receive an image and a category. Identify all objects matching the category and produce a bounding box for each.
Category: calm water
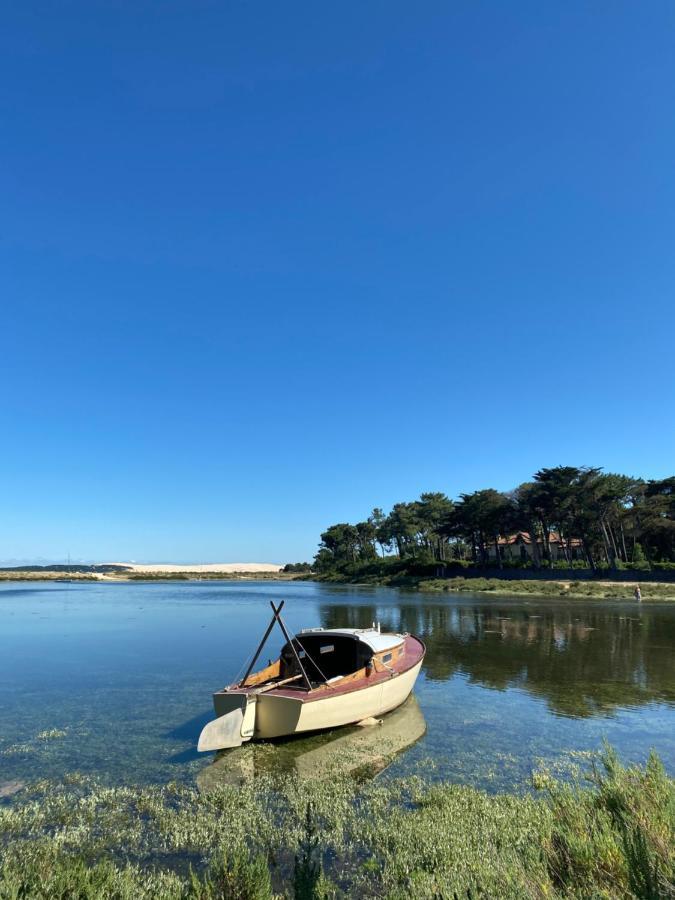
[1,580,674,794]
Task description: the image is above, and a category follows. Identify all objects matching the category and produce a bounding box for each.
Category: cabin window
[319,644,335,654]
[382,652,393,663]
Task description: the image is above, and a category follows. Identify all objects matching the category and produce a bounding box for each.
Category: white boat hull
[197,694,427,790]
[213,659,423,740]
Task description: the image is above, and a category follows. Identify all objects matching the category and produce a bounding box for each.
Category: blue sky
[2,1,674,564]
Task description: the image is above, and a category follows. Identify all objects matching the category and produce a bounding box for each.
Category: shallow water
[0,580,673,793]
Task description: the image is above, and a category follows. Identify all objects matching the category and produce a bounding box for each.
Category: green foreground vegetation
[0,747,673,899]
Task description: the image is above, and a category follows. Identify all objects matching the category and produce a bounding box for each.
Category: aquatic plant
[191,846,273,899]
[291,804,321,900]
[0,747,672,898]
[36,728,68,741]
[0,743,35,757]
[0,845,186,899]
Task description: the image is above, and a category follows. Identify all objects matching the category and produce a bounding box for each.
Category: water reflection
[319,601,675,718]
[197,694,426,790]
[2,582,674,791]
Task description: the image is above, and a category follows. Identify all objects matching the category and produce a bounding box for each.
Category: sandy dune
[107,562,283,574]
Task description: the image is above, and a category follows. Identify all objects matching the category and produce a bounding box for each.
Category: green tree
[532,467,638,570]
[532,466,584,565]
[369,507,388,557]
[512,483,544,567]
[451,489,513,566]
[641,477,675,561]
[313,523,359,571]
[381,502,422,558]
[355,520,378,561]
[312,468,675,576]
[415,492,454,561]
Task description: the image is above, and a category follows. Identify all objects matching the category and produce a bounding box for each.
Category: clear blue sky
[2,2,674,565]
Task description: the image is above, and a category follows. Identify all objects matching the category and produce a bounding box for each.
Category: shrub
[537,744,675,898]
[194,846,273,900]
[0,847,184,899]
[623,562,652,572]
[632,543,649,566]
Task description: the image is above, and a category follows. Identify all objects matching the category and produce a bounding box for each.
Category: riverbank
[0,746,672,898]
[417,576,675,600]
[4,567,675,599]
[314,569,675,600]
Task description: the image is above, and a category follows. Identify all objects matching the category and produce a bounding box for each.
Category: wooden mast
[240,600,313,691]
[240,600,285,686]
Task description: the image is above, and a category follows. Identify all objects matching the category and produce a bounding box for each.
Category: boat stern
[198,690,257,752]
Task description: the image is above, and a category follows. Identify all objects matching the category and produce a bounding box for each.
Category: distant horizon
[0,558,287,568]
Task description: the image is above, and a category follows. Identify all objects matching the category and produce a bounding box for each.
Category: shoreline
[311,572,675,600]
[0,570,299,583]
[418,577,675,601]
[3,569,675,599]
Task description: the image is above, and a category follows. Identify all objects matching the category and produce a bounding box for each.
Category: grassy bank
[0,748,673,898]
[317,571,675,600]
[313,559,675,600]
[417,576,675,600]
[4,566,675,597]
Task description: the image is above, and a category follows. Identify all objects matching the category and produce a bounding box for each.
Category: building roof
[497,531,582,547]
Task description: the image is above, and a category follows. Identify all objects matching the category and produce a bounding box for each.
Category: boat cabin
[243,627,405,691]
[289,627,404,683]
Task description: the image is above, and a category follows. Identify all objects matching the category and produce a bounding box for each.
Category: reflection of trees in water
[319,603,675,718]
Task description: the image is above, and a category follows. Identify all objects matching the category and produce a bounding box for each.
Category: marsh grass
[535,744,675,899]
[418,577,675,600]
[0,748,672,898]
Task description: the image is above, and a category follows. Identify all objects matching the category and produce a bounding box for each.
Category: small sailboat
[197,601,426,752]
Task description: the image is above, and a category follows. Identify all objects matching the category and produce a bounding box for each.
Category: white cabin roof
[298,626,404,653]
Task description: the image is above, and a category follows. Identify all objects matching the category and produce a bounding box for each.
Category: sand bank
[108,562,283,574]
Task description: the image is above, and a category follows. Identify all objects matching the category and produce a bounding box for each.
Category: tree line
[314,466,675,574]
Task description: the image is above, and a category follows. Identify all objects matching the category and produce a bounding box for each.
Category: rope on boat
[289,635,337,689]
[232,647,258,687]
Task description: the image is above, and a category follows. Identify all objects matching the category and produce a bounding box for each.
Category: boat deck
[238,634,425,704]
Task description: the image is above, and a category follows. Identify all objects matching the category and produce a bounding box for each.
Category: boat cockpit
[281,633,374,685]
